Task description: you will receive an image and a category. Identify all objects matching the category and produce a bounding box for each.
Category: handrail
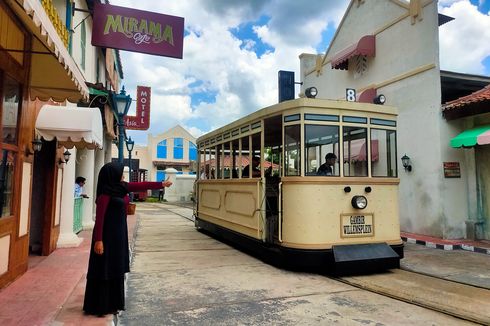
[278,181,283,243]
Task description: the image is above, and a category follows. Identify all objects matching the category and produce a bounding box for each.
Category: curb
[115,213,140,325]
[401,236,490,255]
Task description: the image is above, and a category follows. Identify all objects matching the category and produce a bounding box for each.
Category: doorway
[29,139,58,256]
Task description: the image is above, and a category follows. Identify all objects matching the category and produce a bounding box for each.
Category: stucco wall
[300,0,469,238]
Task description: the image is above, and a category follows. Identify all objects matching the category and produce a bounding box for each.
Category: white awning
[36,105,103,149]
[10,0,89,102]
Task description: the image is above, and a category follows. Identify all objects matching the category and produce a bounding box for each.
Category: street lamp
[126,136,135,181]
[110,86,132,163]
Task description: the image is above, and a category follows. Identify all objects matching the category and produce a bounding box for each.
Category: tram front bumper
[333,243,401,274]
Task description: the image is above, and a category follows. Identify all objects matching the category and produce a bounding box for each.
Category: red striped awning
[331,35,376,70]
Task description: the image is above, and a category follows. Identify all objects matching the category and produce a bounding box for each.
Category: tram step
[333,243,400,273]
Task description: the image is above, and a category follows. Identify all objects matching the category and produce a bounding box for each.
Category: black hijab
[96,162,128,198]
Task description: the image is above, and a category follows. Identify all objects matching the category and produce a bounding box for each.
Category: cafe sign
[92,3,184,58]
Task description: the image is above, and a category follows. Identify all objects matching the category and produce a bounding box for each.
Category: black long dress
[83,162,164,316]
[83,195,129,315]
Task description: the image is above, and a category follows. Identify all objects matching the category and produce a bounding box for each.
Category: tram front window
[343,126,368,177]
[305,125,339,176]
[371,129,397,177]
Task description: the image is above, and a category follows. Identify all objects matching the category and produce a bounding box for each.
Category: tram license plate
[341,214,374,237]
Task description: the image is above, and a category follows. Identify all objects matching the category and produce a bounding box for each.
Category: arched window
[189,142,197,161]
[174,137,183,159]
[157,140,167,159]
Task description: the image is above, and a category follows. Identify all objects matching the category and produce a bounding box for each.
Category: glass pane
[2,75,21,145]
[0,150,15,217]
[216,145,222,179]
[231,139,239,178]
[305,125,339,176]
[343,126,368,177]
[240,136,250,178]
[223,142,231,178]
[199,149,206,179]
[284,125,300,176]
[209,147,216,179]
[371,129,397,177]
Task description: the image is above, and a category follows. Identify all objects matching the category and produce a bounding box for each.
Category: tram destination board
[340,213,374,237]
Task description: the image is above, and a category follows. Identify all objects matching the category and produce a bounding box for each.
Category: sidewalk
[0,214,137,326]
[0,203,488,325]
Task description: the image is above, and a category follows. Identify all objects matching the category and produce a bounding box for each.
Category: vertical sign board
[125,86,151,130]
[278,71,295,103]
[92,3,184,58]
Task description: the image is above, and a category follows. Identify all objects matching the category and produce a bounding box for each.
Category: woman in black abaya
[83,162,171,316]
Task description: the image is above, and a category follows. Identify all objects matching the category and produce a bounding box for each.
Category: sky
[108,0,490,145]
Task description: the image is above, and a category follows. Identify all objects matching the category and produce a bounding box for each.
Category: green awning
[450,125,490,148]
[89,87,108,96]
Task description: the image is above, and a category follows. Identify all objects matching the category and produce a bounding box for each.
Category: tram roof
[198,98,397,142]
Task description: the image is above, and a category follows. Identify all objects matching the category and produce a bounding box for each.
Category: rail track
[335,269,490,325]
[143,203,490,324]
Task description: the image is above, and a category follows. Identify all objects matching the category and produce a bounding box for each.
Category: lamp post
[126,136,135,181]
[126,136,135,202]
[110,86,132,163]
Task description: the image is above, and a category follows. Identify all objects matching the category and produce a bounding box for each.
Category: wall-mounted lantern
[401,154,412,172]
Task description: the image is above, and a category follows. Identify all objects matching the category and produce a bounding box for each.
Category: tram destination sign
[92,3,184,58]
[341,214,374,237]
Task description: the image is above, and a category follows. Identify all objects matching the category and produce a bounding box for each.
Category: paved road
[118,203,475,325]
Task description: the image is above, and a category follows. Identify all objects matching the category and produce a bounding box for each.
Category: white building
[299,0,489,240]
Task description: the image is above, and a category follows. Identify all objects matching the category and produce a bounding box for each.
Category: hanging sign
[125,86,151,130]
[92,3,184,58]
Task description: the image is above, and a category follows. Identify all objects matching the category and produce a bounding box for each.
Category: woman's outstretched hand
[94,241,104,255]
[162,180,172,187]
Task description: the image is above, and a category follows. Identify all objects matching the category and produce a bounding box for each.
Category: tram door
[264,115,282,244]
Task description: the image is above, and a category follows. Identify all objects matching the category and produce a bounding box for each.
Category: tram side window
[265,145,280,177]
[198,149,205,179]
[371,129,397,177]
[241,136,250,178]
[223,142,231,178]
[251,132,261,177]
[209,147,216,179]
[231,138,239,178]
[343,126,368,177]
[284,125,301,176]
[216,144,222,179]
[304,125,339,176]
[200,148,212,179]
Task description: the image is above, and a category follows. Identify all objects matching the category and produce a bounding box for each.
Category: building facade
[0,0,122,288]
[443,85,490,240]
[299,0,489,240]
[114,125,198,182]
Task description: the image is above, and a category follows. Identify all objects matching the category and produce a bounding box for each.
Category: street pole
[128,148,132,181]
[118,119,125,164]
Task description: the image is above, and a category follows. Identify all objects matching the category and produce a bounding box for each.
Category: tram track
[140,203,490,324]
[333,269,490,325]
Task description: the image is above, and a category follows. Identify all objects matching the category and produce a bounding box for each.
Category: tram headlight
[351,195,368,209]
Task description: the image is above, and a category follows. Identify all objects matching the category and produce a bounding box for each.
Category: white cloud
[110,0,486,145]
[439,0,490,74]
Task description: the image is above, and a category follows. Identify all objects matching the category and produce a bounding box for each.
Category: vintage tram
[194,98,403,272]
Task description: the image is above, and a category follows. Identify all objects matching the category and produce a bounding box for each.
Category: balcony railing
[41,0,69,48]
[73,197,83,233]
